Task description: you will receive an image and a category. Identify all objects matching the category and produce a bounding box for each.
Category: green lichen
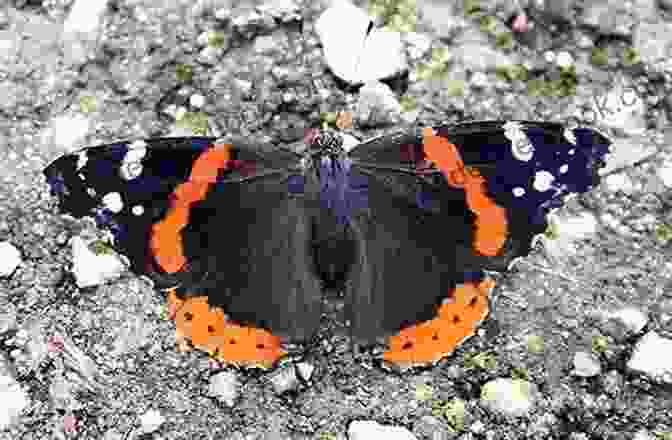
[592,335,609,353]
[526,66,577,97]
[414,383,434,401]
[318,433,338,440]
[400,95,418,112]
[176,63,194,82]
[654,431,672,440]
[479,15,497,34]
[591,47,609,66]
[464,351,497,370]
[464,0,482,16]
[79,95,97,114]
[177,111,209,135]
[88,240,114,256]
[320,111,338,129]
[495,32,514,49]
[527,334,546,353]
[416,47,451,80]
[369,0,417,33]
[444,79,465,96]
[432,398,466,432]
[655,222,672,243]
[622,47,640,66]
[495,64,528,82]
[511,366,529,380]
[544,219,560,240]
[207,31,227,48]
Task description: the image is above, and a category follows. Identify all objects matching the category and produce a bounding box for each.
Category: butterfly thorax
[302,129,355,224]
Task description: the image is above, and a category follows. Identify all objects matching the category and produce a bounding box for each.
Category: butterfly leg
[382,277,495,369]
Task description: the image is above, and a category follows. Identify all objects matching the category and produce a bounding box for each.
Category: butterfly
[43,121,611,370]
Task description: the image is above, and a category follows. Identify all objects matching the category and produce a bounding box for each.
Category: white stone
[558,212,598,239]
[657,161,672,187]
[0,242,21,277]
[572,351,602,377]
[71,237,127,288]
[609,307,648,334]
[341,133,361,152]
[591,86,646,136]
[555,51,574,68]
[348,421,418,440]
[355,81,402,126]
[315,1,406,84]
[63,0,109,36]
[481,378,538,417]
[269,365,299,394]
[627,332,672,384]
[139,409,165,434]
[0,378,29,429]
[296,362,315,381]
[190,94,205,108]
[50,114,90,149]
[208,371,240,407]
[604,172,634,193]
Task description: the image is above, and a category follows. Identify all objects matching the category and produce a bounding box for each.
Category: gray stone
[634,21,672,74]
[268,365,299,394]
[578,0,634,37]
[417,0,462,39]
[208,371,240,407]
[349,421,418,440]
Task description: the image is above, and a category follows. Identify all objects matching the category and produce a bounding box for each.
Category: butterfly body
[44,121,610,369]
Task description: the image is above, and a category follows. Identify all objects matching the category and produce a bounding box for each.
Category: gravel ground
[1,0,672,439]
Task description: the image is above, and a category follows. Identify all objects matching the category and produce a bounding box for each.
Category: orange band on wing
[421,128,508,256]
[383,277,494,368]
[149,144,232,273]
[169,291,285,368]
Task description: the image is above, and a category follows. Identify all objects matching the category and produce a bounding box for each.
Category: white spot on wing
[102,192,123,213]
[132,205,144,216]
[512,187,526,197]
[76,151,88,170]
[503,121,534,162]
[533,170,555,192]
[125,140,148,162]
[564,127,577,145]
[559,164,569,174]
[120,161,143,180]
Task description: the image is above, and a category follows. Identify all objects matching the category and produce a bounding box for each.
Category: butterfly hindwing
[175,168,324,343]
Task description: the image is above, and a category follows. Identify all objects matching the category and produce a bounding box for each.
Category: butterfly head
[306,129,345,159]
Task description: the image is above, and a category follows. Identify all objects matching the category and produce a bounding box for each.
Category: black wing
[344,121,610,368]
[44,137,322,366]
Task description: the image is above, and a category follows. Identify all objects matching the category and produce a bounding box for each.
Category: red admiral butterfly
[44,121,610,370]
